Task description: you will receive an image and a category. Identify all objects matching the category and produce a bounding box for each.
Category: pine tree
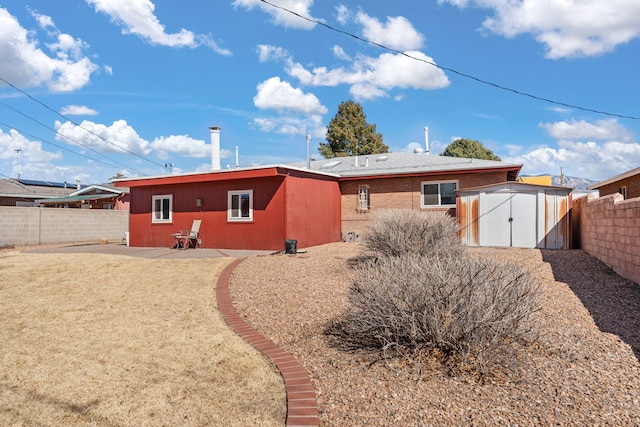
[440,138,501,161]
[318,100,388,158]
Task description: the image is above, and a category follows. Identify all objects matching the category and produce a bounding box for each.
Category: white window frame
[421,180,458,208]
[357,185,370,211]
[152,194,173,223]
[228,190,253,222]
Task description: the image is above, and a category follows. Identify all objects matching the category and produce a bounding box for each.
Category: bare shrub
[342,253,541,379]
[361,209,464,259]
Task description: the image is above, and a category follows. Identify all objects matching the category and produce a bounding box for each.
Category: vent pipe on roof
[424,126,430,155]
[306,134,311,169]
[209,126,221,171]
[235,146,239,168]
[76,179,81,190]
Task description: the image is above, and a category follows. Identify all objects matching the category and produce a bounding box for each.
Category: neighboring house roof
[296,152,522,180]
[37,194,121,204]
[69,184,129,196]
[0,178,76,199]
[587,167,640,190]
[115,153,522,187]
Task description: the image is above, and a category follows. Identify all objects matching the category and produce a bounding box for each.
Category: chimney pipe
[424,126,430,155]
[235,145,239,168]
[306,134,311,169]
[209,126,221,171]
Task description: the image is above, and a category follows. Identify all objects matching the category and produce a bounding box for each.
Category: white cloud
[540,119,633,142]
[55,119,151,155]
[86,0,231,54]
[335,5,350,25]
[439,0,640,58]
[0,7,98,92]
[150,135,210,160]
[257,44,289,62]
[254,77,328,115]
[233,0,317,30]
[287,50,450,101]
[503,118,640,180]
[356,12,425,51]
[332,45,351,61]
[505,140,640,180]
[60,105,99,116]
[253,114,326,138]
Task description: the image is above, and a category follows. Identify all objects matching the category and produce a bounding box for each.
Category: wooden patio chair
[171,219,202,249]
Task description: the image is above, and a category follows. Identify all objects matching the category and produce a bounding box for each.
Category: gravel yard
[230,243,640,426]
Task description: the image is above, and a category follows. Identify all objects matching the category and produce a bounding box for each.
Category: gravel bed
[230,243,640,426]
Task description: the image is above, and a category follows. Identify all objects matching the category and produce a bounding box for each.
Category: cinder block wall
[575,194,640,284]
[0,207,128,247]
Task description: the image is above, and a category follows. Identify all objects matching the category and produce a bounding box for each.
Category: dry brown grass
[0,251,285,426]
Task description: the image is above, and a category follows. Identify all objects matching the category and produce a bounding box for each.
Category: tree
[318,100,388,158]
[440,138,501,161]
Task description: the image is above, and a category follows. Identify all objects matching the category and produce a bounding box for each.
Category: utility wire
[0,101,146,175]
[259,0,640,121]
[0,119,147,175]
[0,76,167,167]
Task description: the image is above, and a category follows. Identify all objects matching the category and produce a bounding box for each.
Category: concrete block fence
[575,193,640,284]
[0,206,128,247]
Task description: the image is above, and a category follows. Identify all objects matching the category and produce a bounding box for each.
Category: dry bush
[342,253,541,379]
[360,209,464,259]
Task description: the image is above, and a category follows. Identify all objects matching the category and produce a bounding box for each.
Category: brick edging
[216,258,320,427]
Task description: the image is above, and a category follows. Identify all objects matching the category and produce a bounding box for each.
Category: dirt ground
[0,250,285,426]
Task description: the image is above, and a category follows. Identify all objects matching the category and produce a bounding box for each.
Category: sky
[1,0,640,185]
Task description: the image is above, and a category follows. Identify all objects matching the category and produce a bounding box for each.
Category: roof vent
[414,147,424,154]
[376,155,389,162]
[320,159,342,169]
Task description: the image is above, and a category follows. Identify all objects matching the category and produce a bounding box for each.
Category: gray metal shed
[457,182,572,249]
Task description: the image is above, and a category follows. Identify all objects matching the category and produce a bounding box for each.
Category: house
[37,184,130,210]
[0,179,78,207]
[115,165,342,251]
[587,167,640,200]
[114,126,522,250]
[292,152,522,238]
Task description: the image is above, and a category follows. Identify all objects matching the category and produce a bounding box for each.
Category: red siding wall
[128,173,341,251]
[129,176,286,250]
[282,174,342,249]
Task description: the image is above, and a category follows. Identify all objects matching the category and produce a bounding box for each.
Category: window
[421,181,457,207]
[228,190,253,221]
[357,185,370,211]
[152,195,172,223]
[619,186,628,200]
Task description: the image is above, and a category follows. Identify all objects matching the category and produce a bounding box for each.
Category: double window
[421,181,457,207]
[152,195,172,223]
[228,190,253,221]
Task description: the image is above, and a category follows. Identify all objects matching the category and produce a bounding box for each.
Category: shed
[457,182,572,249]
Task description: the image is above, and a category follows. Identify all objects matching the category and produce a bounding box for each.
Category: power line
[0,119,147,175]
[0,76,168,167]
[0,101,147,174]
[259,0,640,121]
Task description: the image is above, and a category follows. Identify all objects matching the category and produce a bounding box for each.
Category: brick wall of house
[0,207,128,247]
[339,171,509,238]
[574,193,640,284]
[597,174,640,200]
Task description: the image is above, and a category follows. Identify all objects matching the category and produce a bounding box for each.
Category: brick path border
[216,258,320,427]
